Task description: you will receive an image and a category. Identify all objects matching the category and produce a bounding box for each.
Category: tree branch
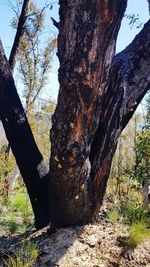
[89,20,150,204]
[9,0,30,72]
[110,19,150,130]
[51,17,59,30]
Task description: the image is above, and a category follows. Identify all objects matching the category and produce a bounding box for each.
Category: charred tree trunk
[50,0,127,227]
[0,41,50,230]
[3,0,30,202]
[50,1,150,227]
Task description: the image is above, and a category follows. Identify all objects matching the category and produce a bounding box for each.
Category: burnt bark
[50,0,128,227]
[50,1,150,227]
[90,19,150,205]
[3,0,30,201]
[0,41,50,230]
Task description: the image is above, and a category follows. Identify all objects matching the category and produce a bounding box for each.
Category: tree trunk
[50,0,127,227]
[50,1,150,227]
[0,41,50,230]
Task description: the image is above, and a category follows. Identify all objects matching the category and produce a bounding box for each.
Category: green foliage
[119,202,146,224]
[129,93,150,185]
[123,221,150,248]
[106,176,148,225]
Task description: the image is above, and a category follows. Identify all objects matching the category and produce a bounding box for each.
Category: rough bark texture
[50,0,128,227]
[0,41,50,230]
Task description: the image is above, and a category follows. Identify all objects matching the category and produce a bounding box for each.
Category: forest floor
[0,211,150,267]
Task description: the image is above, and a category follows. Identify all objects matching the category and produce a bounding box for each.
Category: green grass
[123,221,150,248]
[107,209,120,223]
[3,242,39,267]
[0,187,33,233]
[7,220,18,234]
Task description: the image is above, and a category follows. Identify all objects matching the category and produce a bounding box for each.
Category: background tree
[13,1,56,115]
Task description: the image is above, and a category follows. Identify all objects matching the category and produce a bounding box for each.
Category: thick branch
[90,20,150,204]
[9,0,30,72]
[112,19,150,130]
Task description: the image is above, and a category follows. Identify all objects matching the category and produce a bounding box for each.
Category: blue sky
[0,0,149,101]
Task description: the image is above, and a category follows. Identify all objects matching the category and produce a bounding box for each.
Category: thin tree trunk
[0,40,50,230]
[9,0,30,72]
[3,0,30,201]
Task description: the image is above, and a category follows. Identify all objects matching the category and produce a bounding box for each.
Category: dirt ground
[0,214,150,267]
